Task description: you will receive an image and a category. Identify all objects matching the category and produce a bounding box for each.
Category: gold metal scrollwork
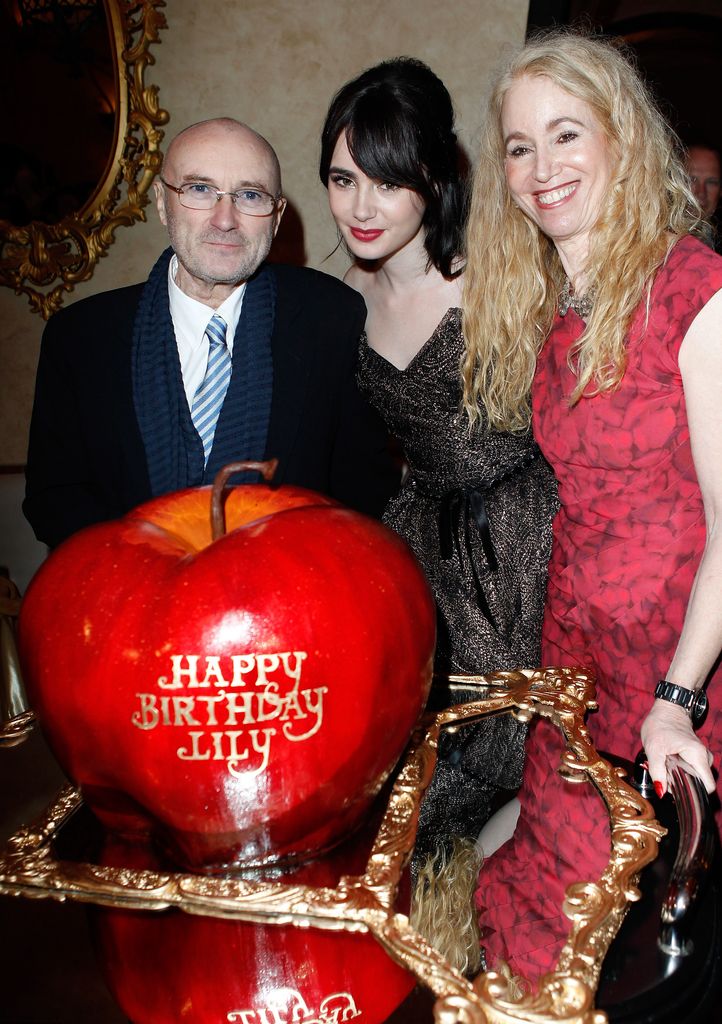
[0,0,168,319]
[0,576,34,747]
[0,669,667,1023]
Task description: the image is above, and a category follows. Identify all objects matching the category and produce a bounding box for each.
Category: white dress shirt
[167,255,246,408]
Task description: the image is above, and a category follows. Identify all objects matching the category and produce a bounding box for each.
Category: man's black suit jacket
[24,263,399,547]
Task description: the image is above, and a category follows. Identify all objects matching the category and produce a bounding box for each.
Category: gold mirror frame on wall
[0,0,168,320]
[0,669,666,1023]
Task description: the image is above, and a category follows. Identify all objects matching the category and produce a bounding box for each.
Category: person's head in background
[685,144,721,219]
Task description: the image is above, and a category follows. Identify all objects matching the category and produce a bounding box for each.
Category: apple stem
[211,459,279,541]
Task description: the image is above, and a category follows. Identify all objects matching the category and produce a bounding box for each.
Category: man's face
[154,122,286,305]
[686,146,721,219]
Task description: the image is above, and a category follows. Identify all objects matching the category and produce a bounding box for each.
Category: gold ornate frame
[0,668,665,1023]
[0,577,34,749]
[0,0,168,320]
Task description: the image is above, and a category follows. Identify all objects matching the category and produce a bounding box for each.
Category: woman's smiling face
[327,132,426,262]
[501,74,614,255]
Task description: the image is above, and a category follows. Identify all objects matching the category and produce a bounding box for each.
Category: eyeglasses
[160,178,282,216]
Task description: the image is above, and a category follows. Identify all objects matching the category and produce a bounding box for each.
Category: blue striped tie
[191,314,232,465]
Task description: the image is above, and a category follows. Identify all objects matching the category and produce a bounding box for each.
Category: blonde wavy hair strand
[411,836,484,976]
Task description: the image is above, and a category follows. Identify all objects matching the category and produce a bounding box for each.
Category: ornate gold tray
[0,668,665,1024]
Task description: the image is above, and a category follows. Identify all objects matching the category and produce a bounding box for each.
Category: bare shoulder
[678,287,722,509]
[679,286,722,366]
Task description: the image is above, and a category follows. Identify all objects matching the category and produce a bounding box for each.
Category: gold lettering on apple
[157,652,307,689]
[227,988,362,1023]
[131,651,327,776]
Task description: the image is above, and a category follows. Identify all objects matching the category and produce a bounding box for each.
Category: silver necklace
[559,279,594,319]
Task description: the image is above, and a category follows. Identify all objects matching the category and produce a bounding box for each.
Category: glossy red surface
[19,483,436,869]
[98,909,416,1024]
[93,830,416,1024]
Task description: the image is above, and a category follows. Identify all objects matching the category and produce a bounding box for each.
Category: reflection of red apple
[18,476,436,870]
[97,907,416,1024]
[93,828,415,1024]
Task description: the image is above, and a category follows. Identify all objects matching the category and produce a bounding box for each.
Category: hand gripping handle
[658,754,715,957]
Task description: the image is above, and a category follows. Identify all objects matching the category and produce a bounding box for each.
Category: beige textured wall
[0,0,528,465]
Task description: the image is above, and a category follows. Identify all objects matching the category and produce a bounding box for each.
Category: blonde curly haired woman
[464,29,722,982]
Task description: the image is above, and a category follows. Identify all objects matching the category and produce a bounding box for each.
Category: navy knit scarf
[132,248,275,496]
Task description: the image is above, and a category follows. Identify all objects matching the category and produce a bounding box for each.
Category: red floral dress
[476,236,722,982]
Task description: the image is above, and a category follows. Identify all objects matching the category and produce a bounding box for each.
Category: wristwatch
[654,679,708,723]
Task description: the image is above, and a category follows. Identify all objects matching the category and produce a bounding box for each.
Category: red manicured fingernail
[654,781,664,798]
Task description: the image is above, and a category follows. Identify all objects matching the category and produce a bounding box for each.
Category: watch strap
[655,680,694,708]
[655,679,708,720]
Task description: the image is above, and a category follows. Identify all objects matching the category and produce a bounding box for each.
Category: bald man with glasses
[25,119,399,547]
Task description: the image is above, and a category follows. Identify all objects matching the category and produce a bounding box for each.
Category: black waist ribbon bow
[438,486,499,631]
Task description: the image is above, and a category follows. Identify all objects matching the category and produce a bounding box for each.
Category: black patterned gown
[357,308,559,862]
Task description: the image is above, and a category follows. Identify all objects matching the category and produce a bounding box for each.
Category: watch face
[692,689,709,722]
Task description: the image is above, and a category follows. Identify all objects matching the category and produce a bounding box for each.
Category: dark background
[527,0,722,154]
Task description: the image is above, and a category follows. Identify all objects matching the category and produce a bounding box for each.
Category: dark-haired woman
[320,58,558,971]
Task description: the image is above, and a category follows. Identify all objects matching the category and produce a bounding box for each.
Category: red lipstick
[350,228,383,242]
